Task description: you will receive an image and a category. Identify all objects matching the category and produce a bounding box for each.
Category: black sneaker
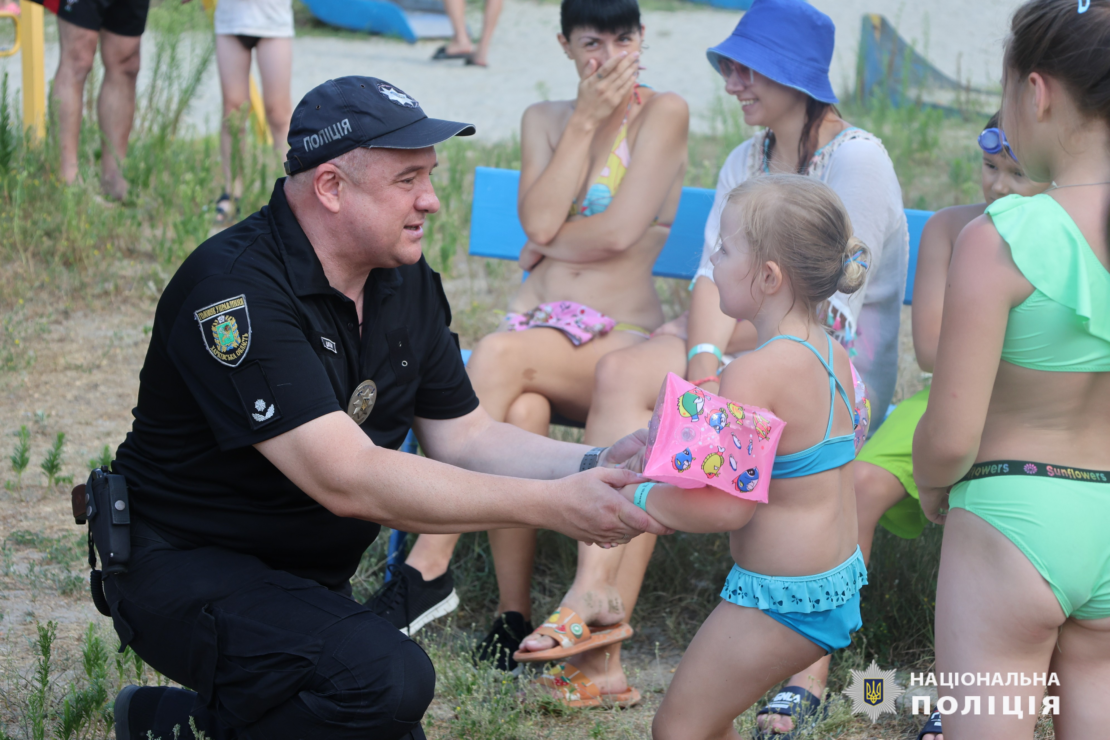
[366,562,459,636]
[473,611,533,674]
[114,685,207,740]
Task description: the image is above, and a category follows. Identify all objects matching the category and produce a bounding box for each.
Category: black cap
[284,76,476,175]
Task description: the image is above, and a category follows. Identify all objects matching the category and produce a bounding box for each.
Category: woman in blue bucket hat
[513,0,911,735]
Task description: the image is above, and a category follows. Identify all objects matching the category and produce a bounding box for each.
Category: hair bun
[837,237,870,294]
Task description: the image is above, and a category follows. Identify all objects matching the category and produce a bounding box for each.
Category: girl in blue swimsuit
[624,174,869,740]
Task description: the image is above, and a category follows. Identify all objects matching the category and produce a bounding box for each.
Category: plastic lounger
[300,0,453,43]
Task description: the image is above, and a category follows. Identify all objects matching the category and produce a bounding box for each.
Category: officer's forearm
[415,410,589,480]
[257,411,559,532]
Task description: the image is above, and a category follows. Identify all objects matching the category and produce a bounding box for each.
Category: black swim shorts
[39,0,151,37]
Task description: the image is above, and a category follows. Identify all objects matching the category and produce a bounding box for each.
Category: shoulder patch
[194,295,251,367]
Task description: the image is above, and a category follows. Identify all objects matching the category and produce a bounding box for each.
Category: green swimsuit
[949,193,1110,620]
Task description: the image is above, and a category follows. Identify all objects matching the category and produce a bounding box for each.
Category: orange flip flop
[513,607,633,664]
[534,662,642,709]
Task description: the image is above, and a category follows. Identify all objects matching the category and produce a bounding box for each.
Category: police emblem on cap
[194,295,251,367]
[348,379,378,425]
[377,83,419,108]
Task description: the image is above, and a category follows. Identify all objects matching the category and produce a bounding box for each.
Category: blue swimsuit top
[761,334,857,479]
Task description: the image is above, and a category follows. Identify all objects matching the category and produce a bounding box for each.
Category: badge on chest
[348,380,377,425]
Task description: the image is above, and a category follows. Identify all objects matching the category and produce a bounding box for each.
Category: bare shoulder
[925,203,987,245]
[719,343,785,410]
[640,90,689,117]
[952,213,1030,303]
[522,100,575,132]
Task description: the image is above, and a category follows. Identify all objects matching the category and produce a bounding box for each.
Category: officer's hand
[548,467,672,546]
[599,429,648,470]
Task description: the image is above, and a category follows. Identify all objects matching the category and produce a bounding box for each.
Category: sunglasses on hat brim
[978,127,1018,163]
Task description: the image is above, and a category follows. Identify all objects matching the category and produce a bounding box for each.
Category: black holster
[72,466,131,617]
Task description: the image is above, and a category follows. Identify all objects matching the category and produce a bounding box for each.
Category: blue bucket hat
[706,0,838,105]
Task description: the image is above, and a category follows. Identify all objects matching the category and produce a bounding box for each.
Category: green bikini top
[987,193,1110,372]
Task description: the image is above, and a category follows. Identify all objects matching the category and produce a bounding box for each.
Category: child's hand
[919,485,951,525]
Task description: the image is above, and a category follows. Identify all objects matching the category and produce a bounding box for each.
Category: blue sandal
[753,686,826,739]
[916,710,943,739]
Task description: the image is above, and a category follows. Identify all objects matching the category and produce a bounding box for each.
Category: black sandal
[473,611,533,674]
[753,686,827,739]
[214,192,239,226]
[431,45,472,61]
[916,710,943,739]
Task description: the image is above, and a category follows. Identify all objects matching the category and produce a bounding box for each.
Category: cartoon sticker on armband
[702,447,725,478]
[753,413,772,441]
[672,448,693,472]
[734,467,759,493]
[708,408,729,433]
[729,455,737,471]
[678,389,705,422]
[727,402,745,424]
[747,437,753,456]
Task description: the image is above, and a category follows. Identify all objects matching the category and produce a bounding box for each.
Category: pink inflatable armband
[849,360,871,454]
[643,373,786,503]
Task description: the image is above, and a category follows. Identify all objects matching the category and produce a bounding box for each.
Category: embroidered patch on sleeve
[194,295,251,367]
[229,362,283,430]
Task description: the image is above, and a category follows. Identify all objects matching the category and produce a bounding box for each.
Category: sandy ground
[2,0,1023,142]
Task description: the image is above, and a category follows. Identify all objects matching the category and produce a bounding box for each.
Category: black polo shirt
[113,179,479,589]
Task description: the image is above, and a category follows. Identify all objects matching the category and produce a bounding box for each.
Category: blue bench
[386,168,933,574]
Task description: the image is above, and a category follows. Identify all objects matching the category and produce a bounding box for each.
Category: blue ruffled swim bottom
[720,546,868,653]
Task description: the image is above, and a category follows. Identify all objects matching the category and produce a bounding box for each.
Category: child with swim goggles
[625,174,870,740]
[914,0,1110,736]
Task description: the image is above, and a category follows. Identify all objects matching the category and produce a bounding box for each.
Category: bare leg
[410,328,640,588]
[254,37,293,155]
[759,462,907,735]
[97,30,142,201]
[521,335,685,694]
[933,508,1062,739]
[215,35,251,198]
[440,0,474,56]
[52,19,99,186]
[488,393,549,619]
[1051,615,1110,740]
[469,0,503,67]
[653,601,825,740]
[406,393,549,584]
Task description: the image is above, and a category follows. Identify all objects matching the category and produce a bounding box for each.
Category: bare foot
[518,583,626,654]
[101,171,129,202]
[755,712,796,735]
[466,54,489,68]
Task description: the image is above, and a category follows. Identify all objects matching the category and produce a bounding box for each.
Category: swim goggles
[978,127,1018,163]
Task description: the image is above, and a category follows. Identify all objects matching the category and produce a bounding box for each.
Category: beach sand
[1,0,1023,142]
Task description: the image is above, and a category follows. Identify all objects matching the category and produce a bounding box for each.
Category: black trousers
[103,523,433,740]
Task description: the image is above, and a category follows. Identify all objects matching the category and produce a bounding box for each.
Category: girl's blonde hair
[722,174,870,316]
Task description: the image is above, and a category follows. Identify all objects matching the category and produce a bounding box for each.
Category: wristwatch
[579,446,608,472]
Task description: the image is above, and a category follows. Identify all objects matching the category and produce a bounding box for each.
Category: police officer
[105,77,665,740]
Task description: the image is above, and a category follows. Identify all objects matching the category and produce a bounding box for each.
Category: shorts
[501,301,649,347]
[44,0,151,37]
[720,547,868,653]
[214,0,294,38]
[951,474,1110,620]
[102,522,433,739]
[857,385,930,539]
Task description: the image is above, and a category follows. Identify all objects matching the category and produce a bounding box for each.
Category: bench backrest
[469,166,932,305]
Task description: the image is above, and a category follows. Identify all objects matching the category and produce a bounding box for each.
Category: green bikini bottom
[951,465,1110,620]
